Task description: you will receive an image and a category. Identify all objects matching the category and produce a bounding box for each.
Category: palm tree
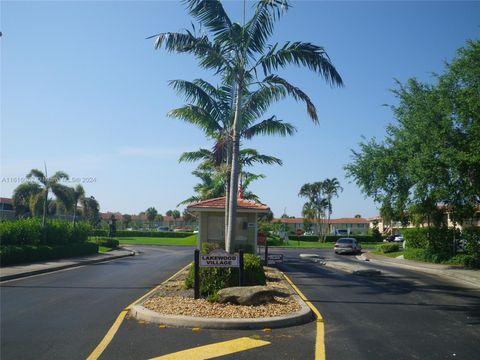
[12,182,42,217]
[322,178,343,239]
[152,0,343,252]
[71,184,85,225]
[299,182,329,241]
[170,78,295,240]
[26,168,70,226]
[145,207,158,229]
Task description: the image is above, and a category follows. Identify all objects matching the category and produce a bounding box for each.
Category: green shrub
[0,242,98,266]
[0,219,43,245]
[0,219,91,246]
[378,243,400,253]
[287,235,377,243]
[201,242,222,254]
[267,236,284,246]
[107,230,193,238]
[95,237,120,248]
[445,254,480,269]
[462,227,480,256]
[184,254,266,297]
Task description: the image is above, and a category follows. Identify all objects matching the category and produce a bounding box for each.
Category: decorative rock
[217,286,289,306]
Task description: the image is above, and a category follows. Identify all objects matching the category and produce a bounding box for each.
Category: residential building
[272,217,370,235]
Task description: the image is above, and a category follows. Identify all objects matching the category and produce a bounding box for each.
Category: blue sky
[1,1,479,218]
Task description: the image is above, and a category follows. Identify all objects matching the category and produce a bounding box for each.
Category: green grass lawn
[115,235,197,246]
[98,245,115,253]
[372,250,404,258]
[270,240,380,249]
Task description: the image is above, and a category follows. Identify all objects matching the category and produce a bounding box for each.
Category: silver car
[334,238,362,255]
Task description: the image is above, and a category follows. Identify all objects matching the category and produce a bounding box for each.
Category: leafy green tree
[182,209,196,225]
[81,196,101,228]
[345,39,480,228]
[122,214,132,229]
[153,0,343,252]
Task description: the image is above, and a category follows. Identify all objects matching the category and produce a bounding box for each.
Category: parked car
[394,235,404,243]
[157,226,170,232]
[334,238,362,255]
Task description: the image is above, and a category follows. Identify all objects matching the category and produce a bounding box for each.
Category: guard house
[187,196,270,253]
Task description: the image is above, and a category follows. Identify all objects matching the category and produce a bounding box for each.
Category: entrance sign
[257,234,267,246]
[200,249,239,268]
[267,254,283,265]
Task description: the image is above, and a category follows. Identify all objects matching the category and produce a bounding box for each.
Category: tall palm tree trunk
[224,140,231,247]
[73,201,78,226]
[42,188,48,227]
[226,80,243,253]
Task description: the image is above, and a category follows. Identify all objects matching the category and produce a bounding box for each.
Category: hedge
[378,243,400,253]
[94,237,120,248]
[288,235,378,243]
[0,219,91,246]
[90,229,192,238]
[184,254,266,297]
[0,242,98,266]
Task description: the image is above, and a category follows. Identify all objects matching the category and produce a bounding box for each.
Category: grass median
[114,235,197,246]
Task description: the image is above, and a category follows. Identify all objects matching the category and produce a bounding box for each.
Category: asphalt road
[1,246,479,360]
[0,246,192,360]
[276,248,480,360]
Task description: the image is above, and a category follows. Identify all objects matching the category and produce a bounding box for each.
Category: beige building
[187,197,270,253]
[272,217,370,236]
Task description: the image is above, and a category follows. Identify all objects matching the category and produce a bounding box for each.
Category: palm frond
[183,0,232,40]
[51,171,69,183]
[179,149,213,163]
[167,105,222,137]
[26,169,46,184]
[151,31,229,72]
[245,0,289,56]
[240,149,283,166]
[169,79,222,121]
[242,84,286,123]
[243,115,296,139]
[259,41,344,87]
[262,75,319,123]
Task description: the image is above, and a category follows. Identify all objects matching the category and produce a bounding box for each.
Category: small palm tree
[12,182,42,217]
[145,207,158,229]
[322,178,343,238]
[299,182,329,241]
[26,168,70,226]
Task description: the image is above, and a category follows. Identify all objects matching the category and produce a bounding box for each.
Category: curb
[130,294,313,330]
[129,268,314,330]
[363,253,480,289]
[0,251,135,282]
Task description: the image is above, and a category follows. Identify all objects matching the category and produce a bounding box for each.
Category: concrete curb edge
[0,251,135,282]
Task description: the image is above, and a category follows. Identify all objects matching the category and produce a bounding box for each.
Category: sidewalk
[0,248,134,282]
[362,251,480,289]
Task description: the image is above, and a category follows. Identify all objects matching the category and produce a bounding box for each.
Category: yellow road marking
[148,337,270,360]
[282,272,326,360]
[86,263,191,360]
[85,310,128,360]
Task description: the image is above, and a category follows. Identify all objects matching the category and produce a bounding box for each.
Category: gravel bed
[142,267,302,319]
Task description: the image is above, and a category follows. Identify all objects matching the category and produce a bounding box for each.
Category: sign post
[239,250,244,286]
[194,249,200,299]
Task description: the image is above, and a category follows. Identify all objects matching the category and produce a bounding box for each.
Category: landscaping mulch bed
[142,267,302,319]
